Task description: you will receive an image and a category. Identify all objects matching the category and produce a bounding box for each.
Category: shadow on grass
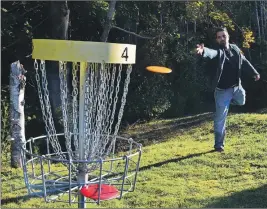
[1,185,75,206]
[139,149,216,171]
[88,150,217,180]
[1,172,24,182]
[205,184,267,208]
[1,194,41,205]
[125,112,214,147]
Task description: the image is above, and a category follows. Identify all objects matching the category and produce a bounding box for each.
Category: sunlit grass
[2,113,267,208]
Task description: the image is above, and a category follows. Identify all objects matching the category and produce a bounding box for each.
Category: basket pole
[78,62,88,208]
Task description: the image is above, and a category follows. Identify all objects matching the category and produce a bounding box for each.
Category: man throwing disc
[196,27,260,152]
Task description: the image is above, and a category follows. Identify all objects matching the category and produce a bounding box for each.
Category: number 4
[121,47,129,61]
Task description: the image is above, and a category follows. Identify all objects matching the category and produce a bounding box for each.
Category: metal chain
[94,63,106,151]
[101,63,111,133]
[35,60,65,160]
[83,63,103,171]
[114,64,132,135]
[103,64,124,158]
[98,62,111,158]
[86,63,97,155]
[40,60,66,160]
[90,63,101,158]
[72,62,79,159]
[92,63,99,133]
[59,61,73,160]
[84,63,92,160]
[99,63,112,156]
[104,64,117,135]
[34,60,50,141]
[84,63,100,162]
[83,63,93,160]
[107,64,122,136]
[35,59,132,167]
[87,63,101,159]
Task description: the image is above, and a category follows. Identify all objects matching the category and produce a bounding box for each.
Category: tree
[100,0,116,42]
[45,1,70,119]
[10,61,26,168]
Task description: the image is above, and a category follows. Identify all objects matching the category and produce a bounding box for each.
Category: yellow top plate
[32,39,136,64]
[146,66,172,73]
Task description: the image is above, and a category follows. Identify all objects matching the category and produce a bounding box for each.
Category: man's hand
[196,44,204,56]
[254,74,260,81]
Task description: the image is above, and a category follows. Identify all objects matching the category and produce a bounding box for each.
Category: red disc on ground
[80,184,119,200]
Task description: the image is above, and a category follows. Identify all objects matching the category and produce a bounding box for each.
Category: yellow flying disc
[146,66,172,74]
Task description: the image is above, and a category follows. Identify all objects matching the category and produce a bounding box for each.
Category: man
[196,27,260,152]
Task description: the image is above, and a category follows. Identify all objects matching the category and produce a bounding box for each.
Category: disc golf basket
[21,39,142,207]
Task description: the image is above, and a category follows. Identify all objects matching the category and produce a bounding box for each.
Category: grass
[1,112,267,208]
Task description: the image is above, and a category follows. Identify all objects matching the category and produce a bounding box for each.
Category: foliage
[1,89,11,153]
[242,27,256,48]
[209,11,235,31]
[185,1,207,22]
[1,1,267,129]
[1,85,41,156]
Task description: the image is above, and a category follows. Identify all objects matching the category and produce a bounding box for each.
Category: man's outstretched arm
[196,43,218,60]
[232,44,260,81]
[241,54,260,81]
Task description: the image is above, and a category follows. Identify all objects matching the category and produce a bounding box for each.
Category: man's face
[216,31,229,48]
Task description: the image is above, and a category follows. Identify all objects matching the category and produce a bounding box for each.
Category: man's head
[215,27,230,49]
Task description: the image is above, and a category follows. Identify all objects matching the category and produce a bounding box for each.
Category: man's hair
[215,27,229,38]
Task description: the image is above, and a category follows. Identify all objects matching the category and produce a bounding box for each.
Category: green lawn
[2,112,267,208]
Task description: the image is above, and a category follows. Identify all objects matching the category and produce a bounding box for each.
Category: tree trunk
[255,1,262,59]
[98,0,117,86]
[50,1,70,40]
[255,1,261,40]
[10,61,26,168]
[260,1,265,39]
[100,0,117,42]
[159,2,163,52]
[135,8,139,45]
[186,19,189,53]
[266,1,267,40]
[45,1,70,122]
[264,1,267,40]
[249,1,252,28]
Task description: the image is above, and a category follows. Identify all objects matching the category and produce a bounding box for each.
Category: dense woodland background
[1,1,267,147]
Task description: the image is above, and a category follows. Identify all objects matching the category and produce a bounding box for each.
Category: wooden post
[10,60,26,168]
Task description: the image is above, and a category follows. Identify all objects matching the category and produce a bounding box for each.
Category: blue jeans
[214,84,246,149]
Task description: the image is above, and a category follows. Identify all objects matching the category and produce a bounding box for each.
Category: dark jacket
[202,43,260,90]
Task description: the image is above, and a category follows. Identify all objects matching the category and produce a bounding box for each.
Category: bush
[1,88,11,157]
